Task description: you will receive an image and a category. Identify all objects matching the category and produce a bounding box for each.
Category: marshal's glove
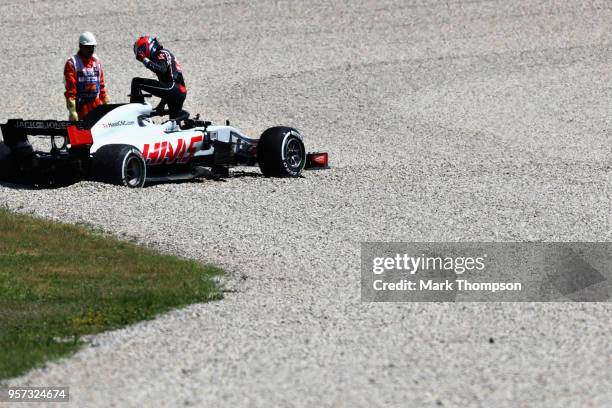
[66,98,78,122]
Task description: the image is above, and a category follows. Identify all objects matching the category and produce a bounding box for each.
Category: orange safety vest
[70,54,102,108]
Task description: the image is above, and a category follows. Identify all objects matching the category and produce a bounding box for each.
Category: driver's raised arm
[142,50,171,76]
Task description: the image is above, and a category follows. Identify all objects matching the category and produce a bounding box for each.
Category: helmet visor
[134,43,147,56]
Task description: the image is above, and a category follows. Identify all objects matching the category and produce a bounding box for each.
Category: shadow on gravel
[145,177,226,187]
[230,170,307,179]
[0,179,80,190]
[0,181,41,190]
[0,170,267,190]
[146,171,266,186]
[230,170,265,178]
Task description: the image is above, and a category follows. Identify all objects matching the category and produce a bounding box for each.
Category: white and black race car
[0,97,328,187]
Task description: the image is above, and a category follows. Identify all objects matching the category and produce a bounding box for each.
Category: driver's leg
[167,85,186,119]
[154,99,167,113]
[131,78,173,104]
[130,77,153,103]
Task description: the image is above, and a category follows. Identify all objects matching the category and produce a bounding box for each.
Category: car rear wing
[0,119,93,151]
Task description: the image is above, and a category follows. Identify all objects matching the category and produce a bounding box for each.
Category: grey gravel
[1,0,611,407]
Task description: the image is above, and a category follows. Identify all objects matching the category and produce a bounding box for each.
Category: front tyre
[257,127,306,177]
[92,144,146,187]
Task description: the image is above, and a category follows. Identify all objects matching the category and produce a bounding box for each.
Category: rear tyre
[0,142,15,182]
[92,144,146,187]
[257,127,305,177]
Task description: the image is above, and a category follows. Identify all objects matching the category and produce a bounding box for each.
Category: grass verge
[0,208,222,380]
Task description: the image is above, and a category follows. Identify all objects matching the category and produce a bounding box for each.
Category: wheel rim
[285,138,304,170]
[125,155,143,187]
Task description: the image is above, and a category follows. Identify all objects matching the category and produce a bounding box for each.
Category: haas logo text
[142,135,203,165]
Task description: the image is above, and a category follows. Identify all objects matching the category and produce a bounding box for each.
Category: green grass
[0,208,222,380]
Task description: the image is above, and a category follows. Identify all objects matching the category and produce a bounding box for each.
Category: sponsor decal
[14,120,70,129]
[101,120,135,128]
[142,135,203,165]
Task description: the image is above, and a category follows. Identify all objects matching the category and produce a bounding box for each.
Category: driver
[131,36,187,119]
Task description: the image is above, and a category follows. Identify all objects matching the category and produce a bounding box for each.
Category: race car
[0,96,328,187]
